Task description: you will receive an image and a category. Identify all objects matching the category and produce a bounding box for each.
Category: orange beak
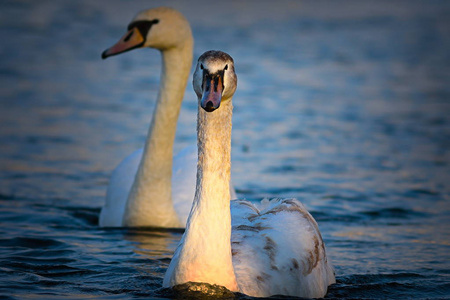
[102,27,145,59]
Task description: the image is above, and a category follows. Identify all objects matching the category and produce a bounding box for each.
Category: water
[1,0,449,299]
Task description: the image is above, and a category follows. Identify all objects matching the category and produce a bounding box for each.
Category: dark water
[1,0,449,299]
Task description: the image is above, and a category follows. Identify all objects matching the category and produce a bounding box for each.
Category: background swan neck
[163,99,239,291]
[123,40,193,227]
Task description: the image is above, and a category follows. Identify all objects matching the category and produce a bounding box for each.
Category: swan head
[102,7,192,59]
[193,51,237,112]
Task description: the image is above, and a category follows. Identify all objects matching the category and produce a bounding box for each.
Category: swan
[99,7,236,228]
[163,51,335,298]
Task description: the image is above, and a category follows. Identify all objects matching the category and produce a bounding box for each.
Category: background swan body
[99,7,235,228]
[99,145,198,227]
[163,51,335,298]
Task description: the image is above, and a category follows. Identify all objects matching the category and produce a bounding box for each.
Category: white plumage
[99,8,235,228]
[231,198,335,297]
[99,145,198,227]
[163,51,335,298]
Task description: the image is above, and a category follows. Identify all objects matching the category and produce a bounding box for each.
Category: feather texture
[164,51,335,298]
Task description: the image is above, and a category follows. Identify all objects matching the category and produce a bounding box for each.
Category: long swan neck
[163,99,239,291]
[123,38,193,227]
[193,99,233,219]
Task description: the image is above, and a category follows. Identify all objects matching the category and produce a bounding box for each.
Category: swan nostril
[203,101,216,112]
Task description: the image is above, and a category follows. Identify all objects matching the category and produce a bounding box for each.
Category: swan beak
[102,27,145,59]
[201,74,224,112]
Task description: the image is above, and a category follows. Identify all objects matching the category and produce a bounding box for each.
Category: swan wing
[231,198,335,298]
[99,148,143,227]
[99,145,195,227]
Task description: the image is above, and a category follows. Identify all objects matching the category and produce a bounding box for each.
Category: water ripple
[1,0,449,299]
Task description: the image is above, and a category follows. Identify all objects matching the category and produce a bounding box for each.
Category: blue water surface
[0,0,449,299]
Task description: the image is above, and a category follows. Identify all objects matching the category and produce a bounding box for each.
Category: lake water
[1,0,449,299]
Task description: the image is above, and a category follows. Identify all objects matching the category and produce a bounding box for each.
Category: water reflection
[1,0,449,299]
[123,228,182,258]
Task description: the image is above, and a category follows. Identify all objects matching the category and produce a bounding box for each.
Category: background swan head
[102,7,192,58]
[193,50,237,112]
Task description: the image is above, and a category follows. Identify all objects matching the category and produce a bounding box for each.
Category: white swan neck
[164,99,239,291]
[123,40,193,227]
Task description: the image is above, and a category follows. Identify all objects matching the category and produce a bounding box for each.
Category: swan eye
[200,64,204,70]
[127,19,160,35]
[224,64,228,71]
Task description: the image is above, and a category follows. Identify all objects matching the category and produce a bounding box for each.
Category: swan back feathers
[230,198,335,298]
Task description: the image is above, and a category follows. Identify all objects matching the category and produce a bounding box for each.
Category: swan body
[99,8,236,228]
[99,145,197,227]
[163,51,335,298]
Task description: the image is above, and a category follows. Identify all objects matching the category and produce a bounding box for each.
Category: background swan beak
[201,75,223,112]
[102,28,145,59]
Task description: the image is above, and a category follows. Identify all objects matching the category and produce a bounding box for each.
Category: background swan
[163,51,335,298]
[99,7,235,228]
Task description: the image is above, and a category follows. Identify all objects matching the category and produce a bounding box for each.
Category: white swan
[99,7,236,228]
[163,51,335,298]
